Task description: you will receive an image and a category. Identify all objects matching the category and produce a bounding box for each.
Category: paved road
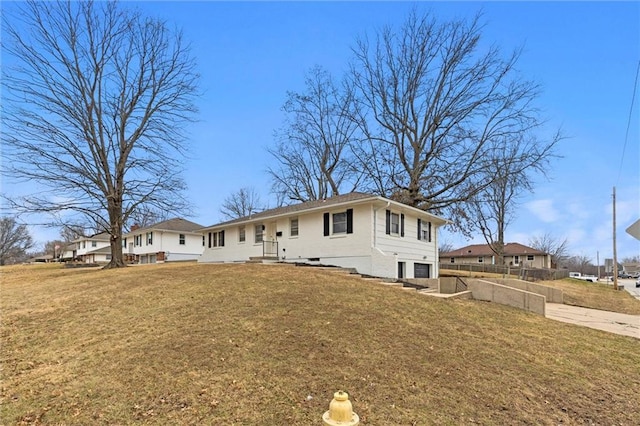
[619,278,640,299]
[546,303,640,339]
[599,277,640,299]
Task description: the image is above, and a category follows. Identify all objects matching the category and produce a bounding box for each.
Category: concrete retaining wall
[490,278,563,303]
[403,278,439,288]
[438,277,459,294]
[468,279,546,315]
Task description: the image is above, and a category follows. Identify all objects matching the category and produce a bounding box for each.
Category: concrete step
[247,256,279,264]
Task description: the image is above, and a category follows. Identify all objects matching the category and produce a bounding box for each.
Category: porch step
[248,256,279,264]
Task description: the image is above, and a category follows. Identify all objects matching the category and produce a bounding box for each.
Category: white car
[636,277,640,288]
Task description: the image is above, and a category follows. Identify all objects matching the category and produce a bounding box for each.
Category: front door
[263,221,278,257]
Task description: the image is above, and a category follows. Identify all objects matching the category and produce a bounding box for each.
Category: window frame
[239,226,246,243]
[290,217,299,237]
[179,234,186,245]
[390,212,400,234]
[332,212,347,234]
[211,230,225,247]
[255,224,264,243]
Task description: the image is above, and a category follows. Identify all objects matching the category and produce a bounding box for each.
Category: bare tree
[0,217,35,265]
[2,1,199,268]
[126,205,170,231]
[438,240,455,254]
[529,232,570,268]
[60,225,88,243]
[43,239,66,261]
[220,187,264,220]
[471,135,558,264]
[564,255,593,274]
[349,9,561,225]
[268,66,362,202]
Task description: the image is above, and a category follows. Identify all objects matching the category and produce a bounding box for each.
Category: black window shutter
[400,214,405,237]
[220,230,225,247]
[323,212,330,236]
[346,208,353,234]
[385,210,391,235]
[208,232,212,248]
[428,222,432,242]
[417,219,422,240]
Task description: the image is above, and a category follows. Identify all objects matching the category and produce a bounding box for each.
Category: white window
[390,213,400,234]
[239,226,246,243]
[478,257,483,263]
[527,255,534,261]
[332,212,347,234]
[290,218,299,237]
[91,241,97,248]
[122,238,127,248]
[202,235,205,246]
[255,224,263,243]
[513,255,520,265]
[146,232,153,245]
[212,231,224,247]
[450,257,455,263]
[179,234,185,245]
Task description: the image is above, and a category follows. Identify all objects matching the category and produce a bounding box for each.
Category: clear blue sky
[3,1,640,262]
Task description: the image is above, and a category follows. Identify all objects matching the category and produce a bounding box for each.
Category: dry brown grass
[2,262,639,425]
[537,278,640,315]
[443,269,640,315]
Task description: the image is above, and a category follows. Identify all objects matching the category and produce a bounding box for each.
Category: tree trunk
[104,203,126,269]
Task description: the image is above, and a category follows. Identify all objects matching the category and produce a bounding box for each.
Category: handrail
[262,240,278,258]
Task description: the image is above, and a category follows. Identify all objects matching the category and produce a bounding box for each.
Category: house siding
[126,231,203,263]
[199,197,446,280]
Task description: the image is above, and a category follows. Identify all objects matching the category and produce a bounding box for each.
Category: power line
[617,60,640,185]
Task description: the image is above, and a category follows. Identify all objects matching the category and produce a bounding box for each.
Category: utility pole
[612,187,619,290]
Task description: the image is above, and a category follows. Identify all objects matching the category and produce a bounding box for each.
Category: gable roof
[201,192,449,231]
[72,232,110,243]
[441,242,547,257]
[127,218,204,235]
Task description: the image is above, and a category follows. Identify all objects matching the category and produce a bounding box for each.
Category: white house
[73,232,112,263]
[123,218,205,264]
[198,192,449,279]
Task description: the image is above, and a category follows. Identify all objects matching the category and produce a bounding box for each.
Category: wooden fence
[439,263,571,281]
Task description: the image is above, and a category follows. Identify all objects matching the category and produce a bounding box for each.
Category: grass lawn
[1,262,639,425]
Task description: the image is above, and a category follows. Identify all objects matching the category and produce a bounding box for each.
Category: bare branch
[1,1,199,268]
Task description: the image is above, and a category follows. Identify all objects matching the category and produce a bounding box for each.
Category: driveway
[546,303,640,339]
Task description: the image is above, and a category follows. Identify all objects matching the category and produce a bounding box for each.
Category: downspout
[372,200,391,249]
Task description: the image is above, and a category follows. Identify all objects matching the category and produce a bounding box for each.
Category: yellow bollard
[322,390,359,425]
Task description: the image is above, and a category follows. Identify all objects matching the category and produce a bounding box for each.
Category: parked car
[618,272,632,279]
[636,277,640,288]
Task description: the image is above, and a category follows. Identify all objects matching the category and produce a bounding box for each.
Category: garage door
[414,263,431,278]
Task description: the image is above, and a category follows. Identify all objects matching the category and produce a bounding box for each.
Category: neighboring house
[198,192,449,280]
[441,243,551,268]
[73,232,112,263]
[28,254,54,263]
[621,262,639,275]
[123,218,205,264]
[60,243,76,262]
